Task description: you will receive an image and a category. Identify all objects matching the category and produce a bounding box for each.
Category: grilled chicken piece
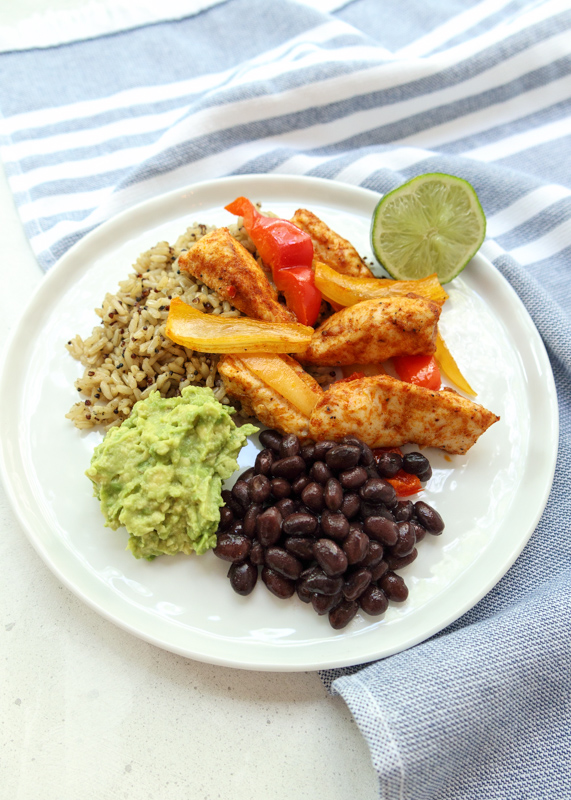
[178,227,295,324]
[290,208,374,278]
[218,354,322,440]
[309,374,499,454]
[301,295,441,366]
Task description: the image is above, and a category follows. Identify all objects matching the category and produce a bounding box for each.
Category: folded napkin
[1,0,570,797]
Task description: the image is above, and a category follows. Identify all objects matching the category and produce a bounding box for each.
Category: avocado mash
[86,386,258,559]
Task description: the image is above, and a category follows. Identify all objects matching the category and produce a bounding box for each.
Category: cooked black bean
[326,444,361,471]
[320,510,350,542]
[340,492,360,519]
[301,481,324,513]
[359,442,375,467]
[228,520,244,537]
[341,435,362,447]
[410,520,426,542]
[356,540,384,568]
[264,547,303,580]
[309,461,333,485]
[221,489,245,519]
[259,429,283,452]
[311,591,343,616]
[343,528,370,565]
[414,501,445,534]
[242,504,262,537]
[339,466,368,490]
[296,580,313,604]
[369,559,389,582]
[279,433,301,458]
[285,536,316,561]
[262,567,295,599]
[300,442,316,464]
[402,452,431,476]
[275,497,297,519]
[214,533,251,563]
[375,451,402,478]
[363,516,399,546]
[313,440,336,460]
[359,585,389,616]
[256,507,283,546]
[329,599,359,629]
[313,538,348,577]
[218,505,234,531]
[255,448,274,476]
[385,549,418,571]
[240,467,256,484]
[390,521,416,557]
[416,466,433,482]
[379,571,409,602]
[324,478,343,512]
[343,568,372,602]
[283,511,319,537]
[272,455,306,481]
[299,566,344,596]
[250,474,271,504]
[291,474,311,495]
[394,500,414,522]
[360,477,397,505]
[271,477,291,499]
[228,561,258,595]
[366,464,380,479]
[250,540,265,566]
[360,500,390,520]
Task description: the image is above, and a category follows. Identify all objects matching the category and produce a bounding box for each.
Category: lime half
[370,173,486,284]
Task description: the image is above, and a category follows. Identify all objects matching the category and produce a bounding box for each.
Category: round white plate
[0,175,558,671]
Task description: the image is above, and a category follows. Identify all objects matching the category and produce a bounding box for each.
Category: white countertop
[0,4,378,798]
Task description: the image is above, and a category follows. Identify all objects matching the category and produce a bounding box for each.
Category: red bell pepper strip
[392,354,441,391]
[225,196,322,326]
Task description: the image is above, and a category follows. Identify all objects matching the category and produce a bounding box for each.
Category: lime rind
[370,173,486,284]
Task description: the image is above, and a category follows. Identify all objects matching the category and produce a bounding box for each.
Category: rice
[65,220,254,430]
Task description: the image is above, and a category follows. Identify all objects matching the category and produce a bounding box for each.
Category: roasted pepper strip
[237,354,321,418]
[165,297,314,354]
[314,262,448,307]
[435,332,477,397]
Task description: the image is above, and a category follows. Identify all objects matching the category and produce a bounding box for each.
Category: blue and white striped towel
[1,1,570,797]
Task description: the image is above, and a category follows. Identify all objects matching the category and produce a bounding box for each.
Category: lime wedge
[370,173,486,284]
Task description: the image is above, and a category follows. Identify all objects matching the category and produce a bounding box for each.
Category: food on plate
[393,354,441,390]
[165,296,314,354]
[370,172,486,284]
[178,226,296,323]
[308,374,498,455]
[299,295,441,366]
[86,386,257,558]
[290,207,374,279]
[213,429,444,629]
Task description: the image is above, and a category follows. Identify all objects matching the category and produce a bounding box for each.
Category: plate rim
[0,174,559,671]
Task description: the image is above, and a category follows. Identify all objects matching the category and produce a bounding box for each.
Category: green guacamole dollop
[86,386,258,559]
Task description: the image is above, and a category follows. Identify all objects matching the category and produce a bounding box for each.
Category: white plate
[0,175,558,671]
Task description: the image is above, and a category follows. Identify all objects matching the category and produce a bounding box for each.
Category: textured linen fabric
[1,1,570,797]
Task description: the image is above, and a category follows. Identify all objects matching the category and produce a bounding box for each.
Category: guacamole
[86,386,258,559]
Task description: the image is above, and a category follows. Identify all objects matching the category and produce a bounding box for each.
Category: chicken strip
[291,208,374,278]
[218,354,322,440]
[309,374,499,454]
[178,227,295,323]
[301,295,441,366]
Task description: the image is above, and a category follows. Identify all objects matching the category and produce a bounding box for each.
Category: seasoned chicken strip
[178,227,295,323]
[291,208,374,278]
[309,375,499,454]
[301,295,440,366]
[218,354,322,440]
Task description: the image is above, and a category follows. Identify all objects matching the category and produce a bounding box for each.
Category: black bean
[284,536,316,561]
[374,451,402,478]
[394,500,414,522]
[343,528,370,565]
[309,461,333,485]
[218,505,234,531]
[228,520,244,537]
[255,448,274,476]
[410,520,426,542]
[264,547,303,580]
[242,504,263,537]
[360,478,397,505]
[301,481,324,513]
[324,478,344,512]
[359,442,375,467]
[356,540,384,568]
[256,507,283,546]
[325,444,361,471]
[417,465,433,482]
[313,440,336,461]
[402,452,431,476]
[299,566,344,596]
[275,497,297,519]
[279,433,301,458]
[359,585,389,616]
[300,442,316,464]
[228,561,258,595]
[359,500,390,520]
[250,540,265,566]
[221,489,245,519]
[369,559,389,582]
[313,539,348,577]
[343,568,372,602]
[339,466,368,490]
[291,474,311,495]
[282,511,319,537]
[271,477,291,499]
[250,474,271,504]
[385,549,418,571]
[390,521,416,557]
[329,599,359,629]
[311,592,342,616]
[262,567,295,599]
[363,516,399,546]
[320,510,350,542]
[272,455,306,481]
[214,533,251,563]
[296,580,313,604]
[414,501,445,534]
[340,493,360,520]
[259,429,283,452]
[379,571,409,602]
[240,467,256,484]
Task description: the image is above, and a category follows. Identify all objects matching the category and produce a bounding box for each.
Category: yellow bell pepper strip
[165,297,314,354]
[236,354,321,418]
[314,262,448,307]
[435,332,477,396]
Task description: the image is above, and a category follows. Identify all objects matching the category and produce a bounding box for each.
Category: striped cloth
[1,1,570,797]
